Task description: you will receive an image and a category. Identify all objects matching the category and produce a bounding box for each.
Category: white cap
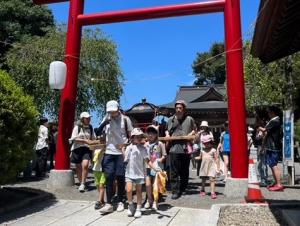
[200,121,209,127]
[80,112,91,119]
[106,100,119,112]
[131,128,144,137]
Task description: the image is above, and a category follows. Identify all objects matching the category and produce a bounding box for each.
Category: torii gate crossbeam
[34,0,248,179]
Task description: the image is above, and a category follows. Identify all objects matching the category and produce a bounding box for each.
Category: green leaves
[0,70,38,184]
[192,42,226,85]
[5,27,123,119]
[244,42,300,111]
[0,0,54,59]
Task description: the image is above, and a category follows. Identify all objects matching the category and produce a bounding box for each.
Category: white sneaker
[78,183,85,192]
[134,209,142,218]
[152,202,158,211]
[144,201,151,209]
[100,203,113,214]
[127,203,135,217]
[116,202,124,212]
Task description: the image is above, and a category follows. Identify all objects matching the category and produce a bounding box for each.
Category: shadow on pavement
[143,203,175,219]
[268,199,300,226]
[0,187,57,224]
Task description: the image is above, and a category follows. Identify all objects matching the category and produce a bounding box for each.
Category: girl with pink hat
[196,134,220,199]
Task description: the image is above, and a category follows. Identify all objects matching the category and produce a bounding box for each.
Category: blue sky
[48,0,260,124]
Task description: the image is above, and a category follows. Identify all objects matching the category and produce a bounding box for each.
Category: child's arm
[158,142,167,163]
[124,145,131,163]
[145,158,161,172]
[195,152,202,160]
[214,149,221,173]
[159,155,166,163]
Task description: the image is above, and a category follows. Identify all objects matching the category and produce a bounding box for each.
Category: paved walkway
[1,163,300,225]
[1,199,212,226]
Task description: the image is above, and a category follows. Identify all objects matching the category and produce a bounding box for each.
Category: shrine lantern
[49,61,67,90]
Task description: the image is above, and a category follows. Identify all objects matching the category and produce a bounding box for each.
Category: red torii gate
[34,0,248,179]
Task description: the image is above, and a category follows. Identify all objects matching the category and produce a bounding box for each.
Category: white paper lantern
[49,61,67,90]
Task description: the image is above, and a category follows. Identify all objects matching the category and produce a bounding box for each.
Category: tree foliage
[192,42,225,85]
[0,70,38,184]
[5,28,123,119]
[192,41,300,118]
[244,42,300,114]
[0,0,54,61]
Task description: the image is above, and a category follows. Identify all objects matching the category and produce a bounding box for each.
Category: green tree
[244,42,300,114]
[0,0,54,61]
[192,42,225,85]
[0,70,38,184]
[5,28,123,118]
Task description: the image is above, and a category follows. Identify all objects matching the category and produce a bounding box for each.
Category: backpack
[96,114,130,140]
[77,123,93,140]
[69,123,93,147]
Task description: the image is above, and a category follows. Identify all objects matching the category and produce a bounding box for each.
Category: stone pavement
[0,199,211,226]
[1,163,300,225]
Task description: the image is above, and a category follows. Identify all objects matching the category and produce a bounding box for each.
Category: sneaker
[200,191,206,197]
[171,193,180,200]
[134,209,142,218]
[144,201,151,209]
[152,202,158,211]
[127,203,135,217]
[268,184,284,192]
[94,201,104,210]
[260,181,268,187]
[211,193,217,199]
[78,183,85,192]
[117,202,124,212]
[100,203,113,214]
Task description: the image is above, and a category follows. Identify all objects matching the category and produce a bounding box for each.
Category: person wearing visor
[166,100,196,199]
[99,100,133,214]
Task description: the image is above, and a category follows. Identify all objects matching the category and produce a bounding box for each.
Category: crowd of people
[33,100,284,218]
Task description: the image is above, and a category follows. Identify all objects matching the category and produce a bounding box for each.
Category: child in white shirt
[124,128,159,218]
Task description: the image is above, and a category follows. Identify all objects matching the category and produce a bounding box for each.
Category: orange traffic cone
[245,158,266,203]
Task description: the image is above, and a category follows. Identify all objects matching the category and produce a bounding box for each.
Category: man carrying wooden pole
[165,100,196,199]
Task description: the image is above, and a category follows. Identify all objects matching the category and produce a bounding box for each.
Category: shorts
[102,154,125,176]
[222,151,230,156]
[70,147,92,164]
[125,177,145,184]
[266,150,279,168]
[146,168,156,178]
[94,171,106,186]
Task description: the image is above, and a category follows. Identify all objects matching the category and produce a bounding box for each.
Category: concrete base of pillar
[224,177,248,198]
[47,169,74,190]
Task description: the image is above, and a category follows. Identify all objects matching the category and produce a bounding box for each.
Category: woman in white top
[70,112,97,192]
[35,117,49,177]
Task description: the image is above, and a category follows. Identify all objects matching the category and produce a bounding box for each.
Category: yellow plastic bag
[153,171,168,202]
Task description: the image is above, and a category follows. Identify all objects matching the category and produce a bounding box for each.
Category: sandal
[268,184,284,192]
[200,191,206,197]
[211,193,217,199]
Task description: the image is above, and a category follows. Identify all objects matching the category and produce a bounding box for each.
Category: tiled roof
[160,85,227,110]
